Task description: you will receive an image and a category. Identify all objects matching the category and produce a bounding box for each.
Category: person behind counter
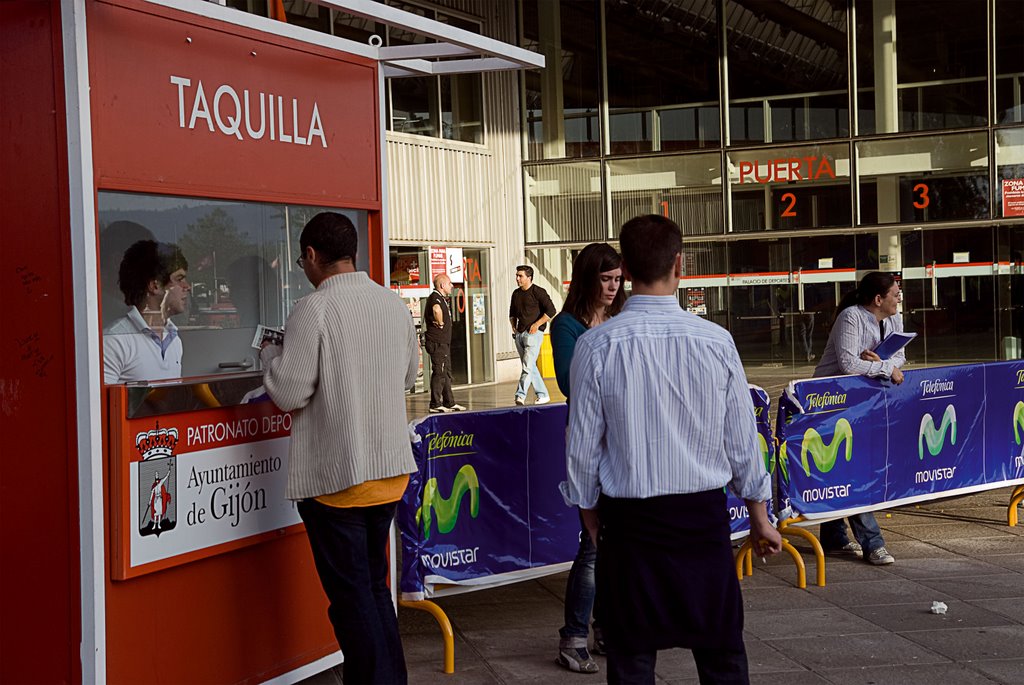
[260,212,419,685]
[549,242,625,674]
[813,271,906,566]
[103,240,190,384]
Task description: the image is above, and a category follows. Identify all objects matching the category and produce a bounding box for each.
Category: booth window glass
[98,191,368,383]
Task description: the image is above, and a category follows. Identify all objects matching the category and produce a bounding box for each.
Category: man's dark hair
[300,212,358,264]
[118,240,188,309]
[619,215,682,285]
[516,264,534,279]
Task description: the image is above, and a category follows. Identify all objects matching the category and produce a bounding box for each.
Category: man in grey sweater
[261,212,419,685]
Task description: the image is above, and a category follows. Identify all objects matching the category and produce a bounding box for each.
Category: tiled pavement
[303,374,1024,685]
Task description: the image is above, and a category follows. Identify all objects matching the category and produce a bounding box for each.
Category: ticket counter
[1,1,541,681]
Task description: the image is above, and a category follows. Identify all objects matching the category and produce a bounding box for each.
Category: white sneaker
[429,406,452,414]
[514,397,526,406]
[447,404,467,411]
[535,396,551,405]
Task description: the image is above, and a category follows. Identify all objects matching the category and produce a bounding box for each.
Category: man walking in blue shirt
[563,215,782,684]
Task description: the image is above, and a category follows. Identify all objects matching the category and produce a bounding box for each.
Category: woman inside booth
[550,243,625,674]
[813,271,906,566]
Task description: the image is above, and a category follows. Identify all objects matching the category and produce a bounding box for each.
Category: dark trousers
[606,643,750,685]
[425,340,454,409]
[559,514,600,642]
[297,499,407,685]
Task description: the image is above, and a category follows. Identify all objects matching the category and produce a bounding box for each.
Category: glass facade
[520,0,1024,369]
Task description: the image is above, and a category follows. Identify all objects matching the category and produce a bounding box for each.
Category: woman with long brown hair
[549,242,625,673]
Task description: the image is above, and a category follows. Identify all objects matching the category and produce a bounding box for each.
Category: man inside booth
[103,239,190,384]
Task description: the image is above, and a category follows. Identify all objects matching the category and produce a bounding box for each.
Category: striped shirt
[563,295,771,509]
[813,305,906,379]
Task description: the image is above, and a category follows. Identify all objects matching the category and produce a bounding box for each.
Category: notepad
[873,331,917,360]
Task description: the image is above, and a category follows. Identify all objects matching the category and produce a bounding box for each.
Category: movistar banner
[727,386,776,536]
[778,361,1024,519]
[398,405,579,599]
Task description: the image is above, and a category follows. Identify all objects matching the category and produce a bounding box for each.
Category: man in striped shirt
[563,215,782,684]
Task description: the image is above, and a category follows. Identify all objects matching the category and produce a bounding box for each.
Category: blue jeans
[559,521,599,644]
[297,499,407,685]
[820,512,885,553]
[514,331,548,400]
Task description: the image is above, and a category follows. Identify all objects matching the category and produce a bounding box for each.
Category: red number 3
[913,183,930,209]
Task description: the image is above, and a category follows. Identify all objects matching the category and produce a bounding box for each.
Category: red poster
[430,246,447,280]
[1003,179,1024,217]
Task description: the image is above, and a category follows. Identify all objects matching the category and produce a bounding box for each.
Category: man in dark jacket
[508,264,556,405]
[425,273,465,413]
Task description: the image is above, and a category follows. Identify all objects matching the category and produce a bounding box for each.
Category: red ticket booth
[1,2,540,681]
[5,0,383,681]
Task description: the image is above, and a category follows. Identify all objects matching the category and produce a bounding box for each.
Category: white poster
[447,247,464,284]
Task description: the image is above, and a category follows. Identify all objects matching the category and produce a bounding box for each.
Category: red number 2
[781,192,797,217]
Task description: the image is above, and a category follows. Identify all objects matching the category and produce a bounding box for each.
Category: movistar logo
[416,464,479,539]
[1013,401,1024,445]
[800,418,853,476]
[778,442,791,483]
[919,404,956,460]
[758,433,774,474]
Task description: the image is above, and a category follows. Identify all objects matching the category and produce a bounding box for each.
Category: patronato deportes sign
[109,391,300,579]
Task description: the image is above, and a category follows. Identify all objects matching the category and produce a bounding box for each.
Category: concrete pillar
[873,0,901,269]
[538,0,566,158]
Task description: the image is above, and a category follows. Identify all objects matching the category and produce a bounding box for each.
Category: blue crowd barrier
[398,404,578,601]
[775,360,1024,520]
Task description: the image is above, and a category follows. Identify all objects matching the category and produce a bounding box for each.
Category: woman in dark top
[549,243,625,673]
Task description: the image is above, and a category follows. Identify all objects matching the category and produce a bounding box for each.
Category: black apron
[596,489,743,653]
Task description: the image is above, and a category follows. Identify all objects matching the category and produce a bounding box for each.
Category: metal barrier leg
[779,526,826,587]
[780,539,807,589]
[399,600,455,674]
[734,539,752,581]
[1010,485,1024,527]
[744,546,753,577]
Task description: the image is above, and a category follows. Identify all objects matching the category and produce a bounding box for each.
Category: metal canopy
[322,0,545,77]
[142,0,544,77]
